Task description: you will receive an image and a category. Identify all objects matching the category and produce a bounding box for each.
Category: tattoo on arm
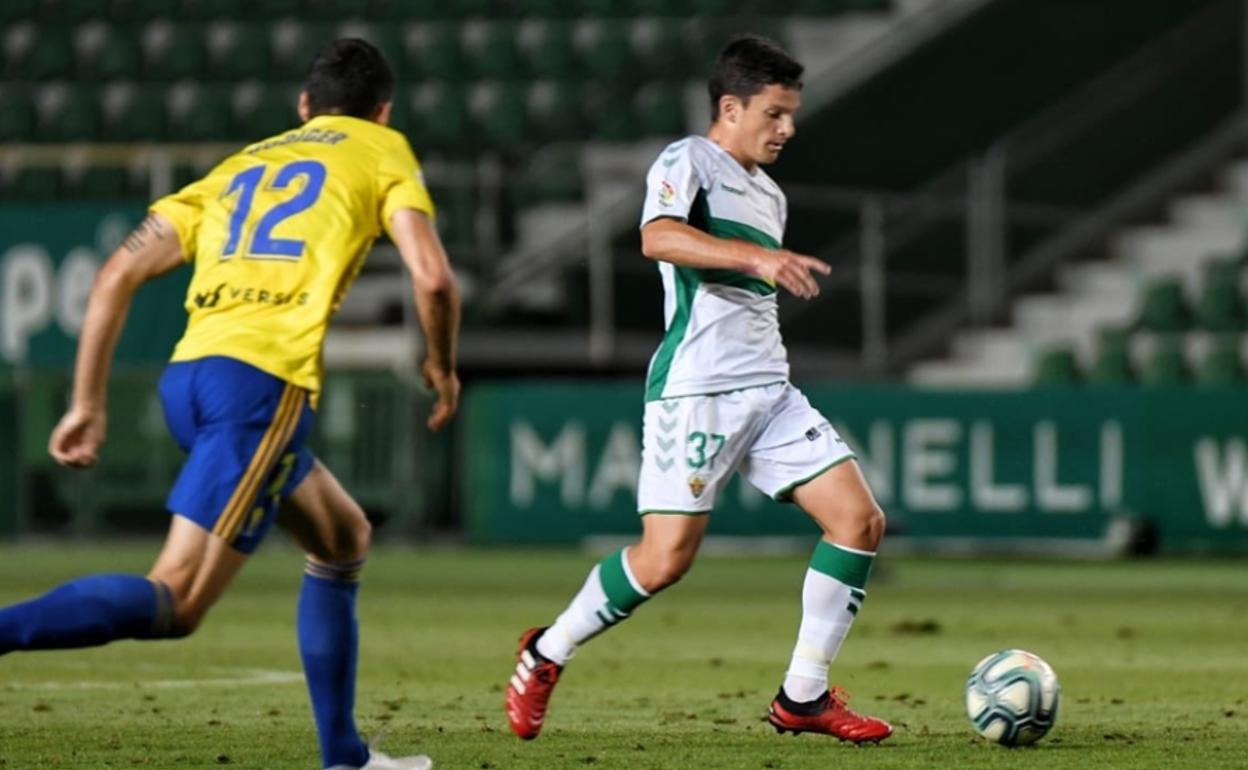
[122,215,166,254]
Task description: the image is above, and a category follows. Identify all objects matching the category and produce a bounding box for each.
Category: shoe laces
[828,686,852,708]
[532,664,559,686]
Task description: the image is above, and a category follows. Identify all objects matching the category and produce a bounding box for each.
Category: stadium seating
[1195,258,1246,331]
[0,3,874,156]
[524,21,578,80]
[0,87,36,140]
[0,0,37,24]
[528,80,588,142]
[1,0,899,301]
[167,84,232,140]
[77,23,143,81]
[46,85,103,141]
[914,190,1248,390]
[1135,276,1192,333]
[509,143,583,213]
[1032,346,1082,386]
[466,22,524,81]
[636,82,686,136]
[25,26,75,81]
[1087,326,1135,385]
[142,22,208,81]
[1196,333,1246,387]
[1032,256,1248,387]
[101,84,166,140]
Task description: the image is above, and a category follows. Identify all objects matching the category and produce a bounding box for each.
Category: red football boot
[505,627,563,740]
[768,686,893,744]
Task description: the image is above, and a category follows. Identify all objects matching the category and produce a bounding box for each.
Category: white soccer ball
[965,649,1060,747]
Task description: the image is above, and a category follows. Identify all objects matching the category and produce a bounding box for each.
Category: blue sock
[299,559,369,769]
[0,574,174,654]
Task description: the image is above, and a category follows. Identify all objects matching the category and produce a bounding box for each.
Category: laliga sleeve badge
[658,180,676,208]
[687,475,706,498]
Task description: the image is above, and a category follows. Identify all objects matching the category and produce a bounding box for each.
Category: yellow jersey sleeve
[165,115,436,397]
[378,135,436,240]
[150,175,213,262]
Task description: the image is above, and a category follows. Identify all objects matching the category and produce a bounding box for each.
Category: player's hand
[752,248,831,300]
[421,360,460,432]
[48,406,107,468]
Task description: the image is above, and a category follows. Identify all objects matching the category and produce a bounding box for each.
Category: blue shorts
[158,356,316,554]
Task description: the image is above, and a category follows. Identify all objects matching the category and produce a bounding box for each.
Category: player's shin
[535,548,651,665]
[0,574,176,654]
[298,558,369,769]
[782,540,875,702]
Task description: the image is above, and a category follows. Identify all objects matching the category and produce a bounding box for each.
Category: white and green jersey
[640,135,789,401]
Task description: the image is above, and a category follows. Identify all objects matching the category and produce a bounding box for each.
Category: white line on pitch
[5,668,304,691]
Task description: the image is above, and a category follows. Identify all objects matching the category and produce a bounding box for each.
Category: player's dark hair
[304,38,395,119]
[708,35,804,121]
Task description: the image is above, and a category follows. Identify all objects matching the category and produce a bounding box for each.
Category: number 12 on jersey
[222,160,327,260]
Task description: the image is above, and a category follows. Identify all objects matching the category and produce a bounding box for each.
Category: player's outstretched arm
[49,213,185,468]
[641,217,830,299]
[389,208,462,432]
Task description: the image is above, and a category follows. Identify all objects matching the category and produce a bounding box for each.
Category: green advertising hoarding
[0,368,16,536]
[463,383,1248,553]
[0,205,189,367]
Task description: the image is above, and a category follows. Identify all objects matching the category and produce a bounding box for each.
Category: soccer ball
[965,649,1060,746]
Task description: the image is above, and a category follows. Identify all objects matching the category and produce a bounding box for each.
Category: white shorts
[637,382,856,513]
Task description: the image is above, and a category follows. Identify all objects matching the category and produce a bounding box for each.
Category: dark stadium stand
[1027,251,1248,387]
[0,0,894,257]
[8,0,1242,390]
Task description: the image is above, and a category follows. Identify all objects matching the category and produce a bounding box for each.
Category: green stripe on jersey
[701,217,780,295]
[707,216,781,249]
[645,265,700,401]
[810,541,874,589]
[598,549,647,614]
[698,268,776,296]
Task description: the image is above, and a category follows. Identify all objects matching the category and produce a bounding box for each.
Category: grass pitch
[1,543,1245,769]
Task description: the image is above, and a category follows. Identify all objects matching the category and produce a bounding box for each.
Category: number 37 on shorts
[636,382,856,514]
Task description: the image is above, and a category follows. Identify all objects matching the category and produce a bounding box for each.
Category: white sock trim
[828,542,876,557]
[620,547,651,598]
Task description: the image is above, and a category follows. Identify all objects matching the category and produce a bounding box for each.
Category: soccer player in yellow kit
[0,40,456,770]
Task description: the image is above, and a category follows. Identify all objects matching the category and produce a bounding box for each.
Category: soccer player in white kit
[506,35,892,745]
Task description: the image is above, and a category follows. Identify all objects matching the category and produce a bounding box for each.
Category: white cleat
[326,749,433,770]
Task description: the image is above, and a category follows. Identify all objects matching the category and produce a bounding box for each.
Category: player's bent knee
[326,514,372,562]
[139,595,203,639]
[860,505,886,548]
[820,503,886,551]
[642,551,695,592]
[167,595,211,638]
[142,579,214,639]
[164,617,198,639]
[349,515,373,557]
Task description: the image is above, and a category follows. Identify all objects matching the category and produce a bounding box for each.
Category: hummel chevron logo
[656,436,675,451]
[658,417,676,433]
[656,457,674,471]
[661,401,679,414]
[662,157,678,168]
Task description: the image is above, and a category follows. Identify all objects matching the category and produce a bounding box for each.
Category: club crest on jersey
[688,475,706,498]
[658,180,676,208]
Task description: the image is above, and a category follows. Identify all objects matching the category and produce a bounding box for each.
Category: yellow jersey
[150,114,435,397]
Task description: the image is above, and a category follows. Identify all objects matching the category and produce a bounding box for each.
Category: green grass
[1,544,1247,769]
